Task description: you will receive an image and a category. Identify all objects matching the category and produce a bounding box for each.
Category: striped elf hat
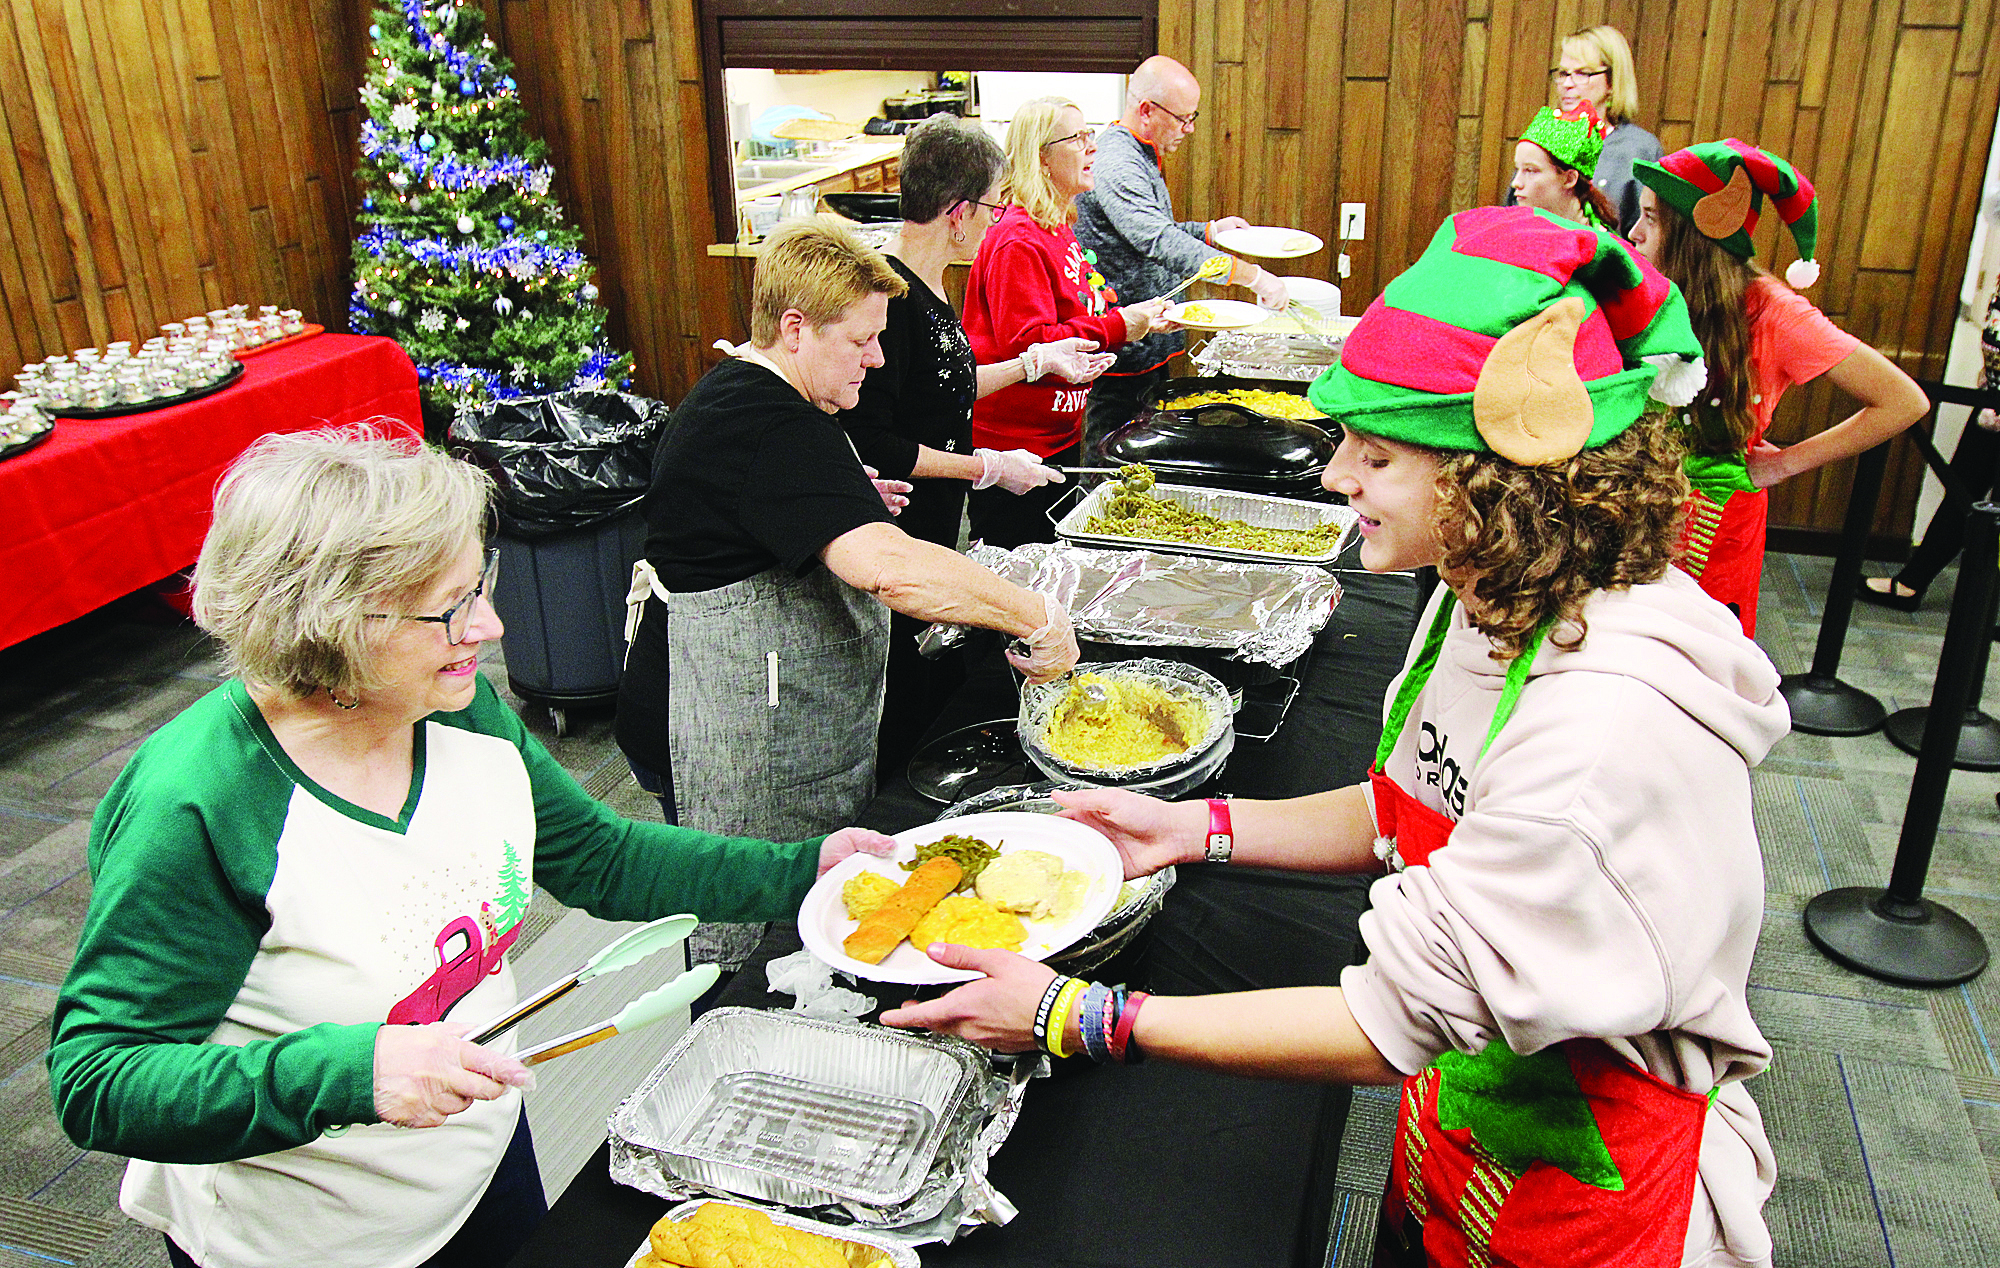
[1307,205,1705,466]
[1631,139,1821,287]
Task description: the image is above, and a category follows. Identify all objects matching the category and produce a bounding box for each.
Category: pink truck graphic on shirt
[386,840,529,1025]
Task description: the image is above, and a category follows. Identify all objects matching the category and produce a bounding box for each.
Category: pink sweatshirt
[1343,568,1789,1268]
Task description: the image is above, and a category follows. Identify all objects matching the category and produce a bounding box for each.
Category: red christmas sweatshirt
[964,206,1130,457]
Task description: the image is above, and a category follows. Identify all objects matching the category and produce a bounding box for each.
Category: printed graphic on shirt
[1066,240,1108,316]
[1414,721,1470,817]
[386,838,529,1025]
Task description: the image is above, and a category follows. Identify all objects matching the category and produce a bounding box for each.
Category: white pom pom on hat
[1785,257,1821,289]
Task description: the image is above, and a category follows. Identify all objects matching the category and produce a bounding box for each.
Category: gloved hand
[1021,338,1117,384]
[1208,216,1251,239]
[1249,268,1289,310]
[1004,594,1079,684]
[1122,297,1172,341]
[862,465,910,515]
[974,448,1066,495]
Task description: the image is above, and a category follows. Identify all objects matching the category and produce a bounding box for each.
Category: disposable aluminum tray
[1054,481,1358,567]
[622,1198,920,1268]
[609,1008,999,1218]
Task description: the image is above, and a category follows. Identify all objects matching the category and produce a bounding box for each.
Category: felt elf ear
[1473,297,1593,465]
[1692,166,1754,240]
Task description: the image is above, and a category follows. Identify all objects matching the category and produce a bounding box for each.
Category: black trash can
[449,390,668,734]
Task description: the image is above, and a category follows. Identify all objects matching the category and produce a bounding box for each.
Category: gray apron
[664,563,890,968]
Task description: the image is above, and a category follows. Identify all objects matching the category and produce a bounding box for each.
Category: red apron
[1369,597,1712,1268]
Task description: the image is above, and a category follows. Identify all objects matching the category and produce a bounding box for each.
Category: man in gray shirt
[1074,56,1287,454]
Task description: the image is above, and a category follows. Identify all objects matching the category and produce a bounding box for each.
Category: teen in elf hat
[1630,139,1925,636]
[882,204,1790,1268]
[1511,100,1620,231]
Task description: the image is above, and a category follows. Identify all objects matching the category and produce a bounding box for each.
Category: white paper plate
[1214,225,1325,258]
[798,811,1123,985]
[1163,298,1272,331]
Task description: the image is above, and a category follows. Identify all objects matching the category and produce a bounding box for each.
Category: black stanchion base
[1882,706,2000,770]
[1779,672,1886,736]
[1804,887,1990,986]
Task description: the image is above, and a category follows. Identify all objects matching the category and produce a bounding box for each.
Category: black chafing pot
[1095,374,1340,500]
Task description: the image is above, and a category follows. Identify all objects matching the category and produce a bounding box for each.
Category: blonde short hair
[750,216,907,346]
[1004,96,1084,232]
[192,423,491,698]
[1562,25,1640,124]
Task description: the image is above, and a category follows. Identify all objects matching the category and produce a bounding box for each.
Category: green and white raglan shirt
[49,675,820,1268]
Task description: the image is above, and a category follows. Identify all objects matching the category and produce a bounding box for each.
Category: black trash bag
[448,390,668,538]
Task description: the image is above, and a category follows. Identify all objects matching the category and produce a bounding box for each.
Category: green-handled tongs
[470,912,702,1045]
[514,961,721,1065]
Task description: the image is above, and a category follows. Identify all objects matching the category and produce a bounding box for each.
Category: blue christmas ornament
[417,366,432,381]
[497,214,515,231]
[369,23,381,38]
[459,80,475,96]
[503,76,516,91]
[535,230,547,242]
[363,197,375,211]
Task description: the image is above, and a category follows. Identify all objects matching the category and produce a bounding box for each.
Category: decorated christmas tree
[350,1,630,422]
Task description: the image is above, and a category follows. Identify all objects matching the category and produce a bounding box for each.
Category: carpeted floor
[5,552,2000,1267]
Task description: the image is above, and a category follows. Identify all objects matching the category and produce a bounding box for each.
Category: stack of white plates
[1279,275,1341,324]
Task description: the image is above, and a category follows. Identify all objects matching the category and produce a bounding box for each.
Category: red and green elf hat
[1520,101,1613,178]
[1631,139,1821,287]
[1307,205,1706,465]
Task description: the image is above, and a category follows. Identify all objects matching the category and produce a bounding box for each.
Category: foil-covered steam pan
[1054,481,1358,567]
[943,541,1340,668]
[1190,328,1351,381]
[610,1008,1016,1236]
[622,1198,921,1267]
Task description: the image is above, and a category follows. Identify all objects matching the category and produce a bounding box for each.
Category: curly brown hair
[1429,406,1690,658]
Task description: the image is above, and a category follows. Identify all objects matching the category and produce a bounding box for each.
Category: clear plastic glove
[817,825,897,876]
[861,464,910,516]
[373,1022,534,1129]
[1021,338,1117,384]
[1249,269,1289,310]
[1003,593,1078,684]
[1122,297,1172,341]
[1209,215,1251,238]
[974,447,1066,495]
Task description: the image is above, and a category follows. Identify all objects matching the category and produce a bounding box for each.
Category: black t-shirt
[645,357,894,592]
[838,254,978,549]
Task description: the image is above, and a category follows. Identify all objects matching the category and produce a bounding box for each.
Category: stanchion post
[1802,501,1997,987]
[1780,441,1889,734]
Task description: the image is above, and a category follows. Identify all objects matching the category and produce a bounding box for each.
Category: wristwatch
[1204,796,1234,864]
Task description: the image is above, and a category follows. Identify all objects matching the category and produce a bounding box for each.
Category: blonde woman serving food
[886,206,1791,1267]
[962,95,1172,548]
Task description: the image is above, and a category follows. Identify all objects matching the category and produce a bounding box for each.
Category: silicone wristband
[1076,982,1105,1062]
[1046,977,1088,1059]
[1205,796,1234,863]
[1032,975,1073,1053]
[1113,991,1150,1065]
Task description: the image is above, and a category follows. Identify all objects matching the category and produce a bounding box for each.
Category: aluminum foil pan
[1017,659,1233,797]
[623,1198,920,1267]
[957,541,1340,668]
[610,1009,1017,1235]
[1190,328,1352,381]
[1054,481,1358,567]
[938,781,1176,976]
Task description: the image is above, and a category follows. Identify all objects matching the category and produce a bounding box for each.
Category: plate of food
[799,811,1123,984]
[1163,299,1271,331]
[1213,225,1325,258]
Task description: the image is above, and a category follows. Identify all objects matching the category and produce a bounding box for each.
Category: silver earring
[328,686,362,710]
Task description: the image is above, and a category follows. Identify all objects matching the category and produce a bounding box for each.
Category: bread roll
[842,857,961,964]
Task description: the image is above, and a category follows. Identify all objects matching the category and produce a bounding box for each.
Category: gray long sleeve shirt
[1073,124,1215,374]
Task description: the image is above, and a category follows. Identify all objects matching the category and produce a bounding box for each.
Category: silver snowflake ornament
[417,307,448,333]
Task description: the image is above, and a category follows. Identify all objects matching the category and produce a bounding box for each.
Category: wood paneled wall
[1,1,1994,543]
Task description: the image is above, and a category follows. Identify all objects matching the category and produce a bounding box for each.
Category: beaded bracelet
[1111,990,1150,1065]
[1031,974,1074,1054]
[1044,977,1089,1059]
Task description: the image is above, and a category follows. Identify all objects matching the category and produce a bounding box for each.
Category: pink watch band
[1205,796,1233,863]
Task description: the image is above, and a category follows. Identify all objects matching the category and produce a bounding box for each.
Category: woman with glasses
[48,424,900,1268]
[962,95,1173,548]
[838,114,1114,773]
[1548,25,1661,236]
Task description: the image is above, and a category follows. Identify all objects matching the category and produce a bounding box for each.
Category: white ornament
[457,215,475,234]
[580,283,599,302]
[390,102,420,132]
[517,309,531,321]
[455,317,471,331]
[389,170,409,188]
[493,296,514,315]
[417,307,448,333]
[386,299,404,316]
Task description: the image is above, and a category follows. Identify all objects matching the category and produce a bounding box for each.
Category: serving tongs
[513,961,721,1065]
[470,912,704,1046]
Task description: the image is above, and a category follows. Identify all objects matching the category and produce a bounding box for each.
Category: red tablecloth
[0,333,421,649]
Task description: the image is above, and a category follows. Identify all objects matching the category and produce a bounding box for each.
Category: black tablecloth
[511,560,1420,1268]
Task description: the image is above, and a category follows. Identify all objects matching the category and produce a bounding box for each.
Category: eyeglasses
[367,548,499,645]
[963,197,1008,220]
[1041,129,1095,151]
[1549,66,1609,84]
[1146,100,1199,130]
